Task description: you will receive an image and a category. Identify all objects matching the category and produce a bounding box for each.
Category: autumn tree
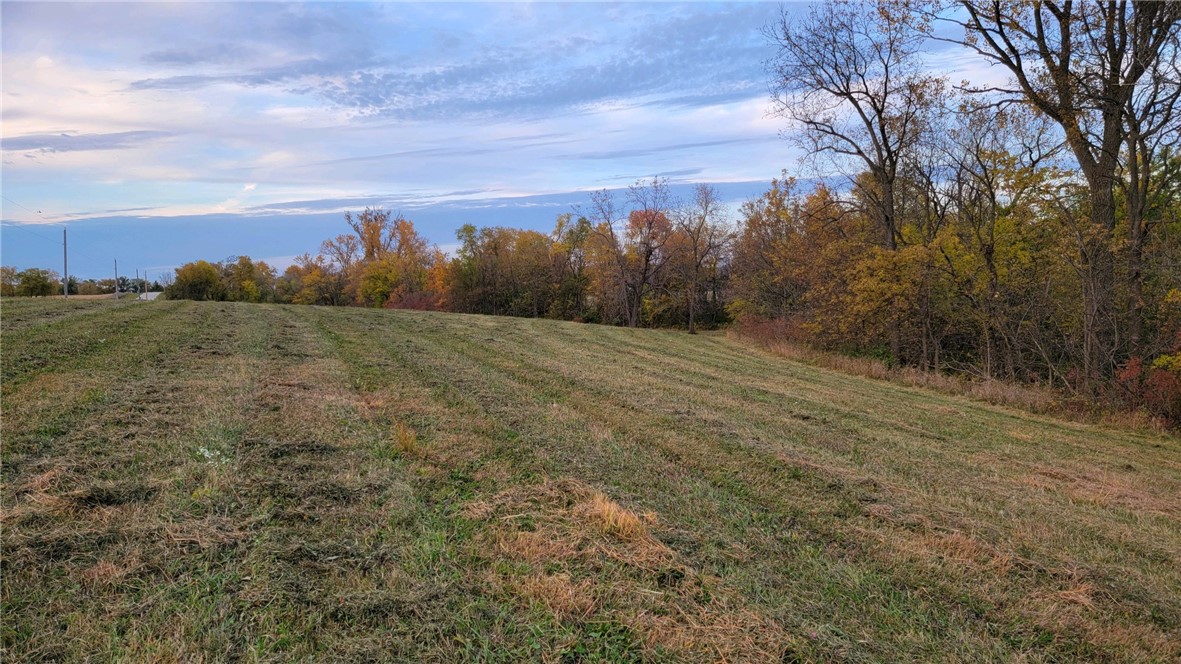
[165,261,223,301]
[75,279,114,296]
[1121,32,1181,354]
[281,253,347,306]
[513,229,555,317]
[447,224,571,318]
[729,176,809,321]
[946,0,1181,382]
[623,211,674,324]
[0,266,17,297]
[357,215,437,308]
[583,178,676,327]
[548,213,592,320]
[584,189,629,325]
[319,233,362,303]
[11,268,59,297]
[452,225,513,315]
[450,224,486,313]
[274,265,303,303]
[935,104,1067,379]
[346,207,397,261]
[222,255,276,303]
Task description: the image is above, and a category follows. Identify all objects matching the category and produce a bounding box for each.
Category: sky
[0,1,987,279]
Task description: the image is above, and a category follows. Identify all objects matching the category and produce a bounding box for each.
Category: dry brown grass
[857,494,1181,661]
[1020,464,1181,517]
[78,554,144,588]
[628,601,791,663]
[392,421,419,456]
[163,517,249,551]
[467,479,664,556]
[19,467,68,493]
[729,329,1172,433]
[581,491,649,541]
[496,529,579,564]
[510,573,598,620]
[750,334,1062,409]
[79,560,126,586]
[33,294,122,301]
[1057,583,1097,608]
[18,491,76,517]
[464,477,790,660]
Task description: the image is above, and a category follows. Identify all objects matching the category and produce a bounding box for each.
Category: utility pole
[62,228,68,298]
[135,268,140,295]
[114,259,119,300]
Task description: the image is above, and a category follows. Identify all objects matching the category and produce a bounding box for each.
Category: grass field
[2,299,1179,662]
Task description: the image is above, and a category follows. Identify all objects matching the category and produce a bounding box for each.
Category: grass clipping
[584,491,651,541]
[465,478,790,661]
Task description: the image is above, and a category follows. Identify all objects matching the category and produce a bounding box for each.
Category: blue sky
[0,2,986,279]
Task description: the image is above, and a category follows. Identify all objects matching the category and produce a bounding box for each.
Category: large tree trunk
[982,317,993,380]
[880,175,899,251]
[1081,173,1120,386]
[984,253,1000,380]
[1080,230,1116,390]
[625,281,642,328]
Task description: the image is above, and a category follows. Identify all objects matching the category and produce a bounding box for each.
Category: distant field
[2,299,1179,662]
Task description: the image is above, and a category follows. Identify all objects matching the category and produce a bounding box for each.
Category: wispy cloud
[2,130,174,153]
[97,3,775,121]
[142,43,258,67]
[1,2,800,265]
[128,56,387,92]
[564,138,769,161]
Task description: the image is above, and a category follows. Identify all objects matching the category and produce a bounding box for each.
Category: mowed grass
[2,299,1179,662]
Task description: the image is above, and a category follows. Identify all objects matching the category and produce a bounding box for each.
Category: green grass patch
[2,300,1178,661]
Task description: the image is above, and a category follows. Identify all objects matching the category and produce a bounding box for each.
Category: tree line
[6,1,1179,421]
[0,267,160,297]
[163,180,731,333]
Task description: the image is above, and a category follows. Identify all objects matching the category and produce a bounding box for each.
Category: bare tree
[767,0,940,250]
[674,184,730,334]
[321,234,360,273]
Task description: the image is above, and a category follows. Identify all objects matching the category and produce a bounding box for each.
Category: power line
[0,195,61,224]
[1,195,43,216]
[0,223,116,270]
[1,195,103,269]
[1,194,63,244]
[1,195,132,281]
[0,220,60,244]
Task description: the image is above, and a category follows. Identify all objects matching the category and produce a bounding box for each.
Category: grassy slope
[2,300,1178,662]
